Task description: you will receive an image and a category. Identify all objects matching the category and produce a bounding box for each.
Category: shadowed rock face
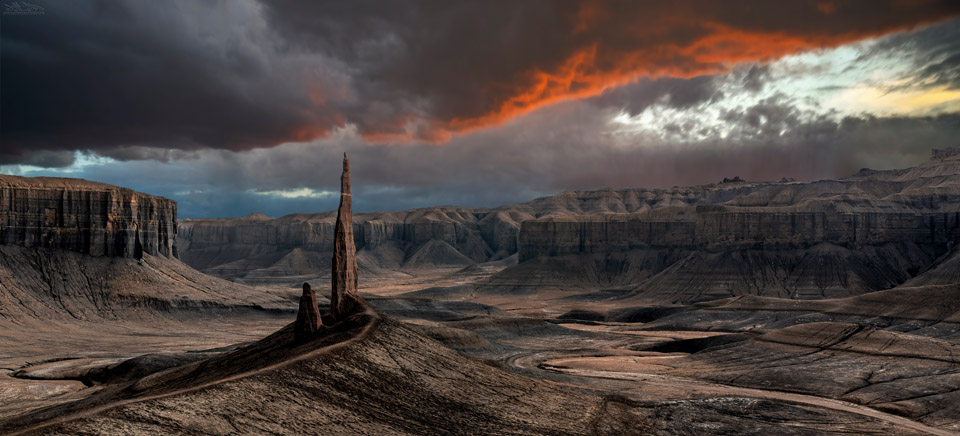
[331,154,363,320]
[294,283,322,341]
[0,175,177,259]
[178,147,960,301]
[517,148,960,261]
[0,176,290,323]
[3,314,652,436]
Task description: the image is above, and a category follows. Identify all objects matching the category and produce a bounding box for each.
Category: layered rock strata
[518,148,960,261]
[178,148,960,300]
[178,208,511,278]
[180,149,960,274]
[0,176,291,322]
[517,210,960,261]
[0,175,177,259]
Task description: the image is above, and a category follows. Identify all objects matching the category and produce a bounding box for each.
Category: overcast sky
[2,1,960,218]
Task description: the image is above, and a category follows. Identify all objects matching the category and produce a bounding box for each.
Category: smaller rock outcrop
[294,282,322,341]
[330,153,364,320]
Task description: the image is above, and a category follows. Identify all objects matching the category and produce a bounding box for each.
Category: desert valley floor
[4,265,960,435]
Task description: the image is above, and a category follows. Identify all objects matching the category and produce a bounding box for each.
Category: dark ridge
[641,334,750,354]
[608,306,691,323]
[557,309,607,322]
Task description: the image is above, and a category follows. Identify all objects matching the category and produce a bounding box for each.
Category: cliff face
[180,212,495,262]
[0,175,178,259]
[177,207,521,282]
[0,176,290,322]
[517,149,960,261]
[519,209,960,261]
[177,148,960,299]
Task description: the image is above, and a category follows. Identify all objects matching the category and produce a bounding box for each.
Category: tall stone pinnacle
[330,153,363,320]
[294,282,321,341]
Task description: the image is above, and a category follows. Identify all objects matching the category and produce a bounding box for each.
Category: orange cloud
[8,0,958,161]
[432,19,955,140]
[276,1,960,148]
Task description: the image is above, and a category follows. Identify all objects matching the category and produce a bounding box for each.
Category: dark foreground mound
[4,305,943,436]
[3,308,647,436]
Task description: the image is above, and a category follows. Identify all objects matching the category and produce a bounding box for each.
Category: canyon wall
[176,175,789,278]
[517,149,960,261]
[0,175,178,259]
[176,148,960,297]
[181,211,493,260]
[177,207,520,279]
[519,209,960,261]
[0,176,293,322]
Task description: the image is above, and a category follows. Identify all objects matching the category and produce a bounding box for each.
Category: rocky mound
[0,245,288,322]
[901,245,960,287]
[1,307,647,436]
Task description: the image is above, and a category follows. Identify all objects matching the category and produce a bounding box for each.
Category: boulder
[294,282,322,341]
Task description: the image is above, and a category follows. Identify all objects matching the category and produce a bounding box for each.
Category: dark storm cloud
[99,146,198,163]
[262,0,960,137]
[740,65,772,92]
[3,0,960,165]
[1,0,347,164]
[35,95,959,219]
[588,76,721,116]
[0,149,76,168]
[868,17,960,91]
[720,95,811,136]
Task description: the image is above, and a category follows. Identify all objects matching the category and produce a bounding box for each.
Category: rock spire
[330,153,363,320]
[294,282,322,341]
